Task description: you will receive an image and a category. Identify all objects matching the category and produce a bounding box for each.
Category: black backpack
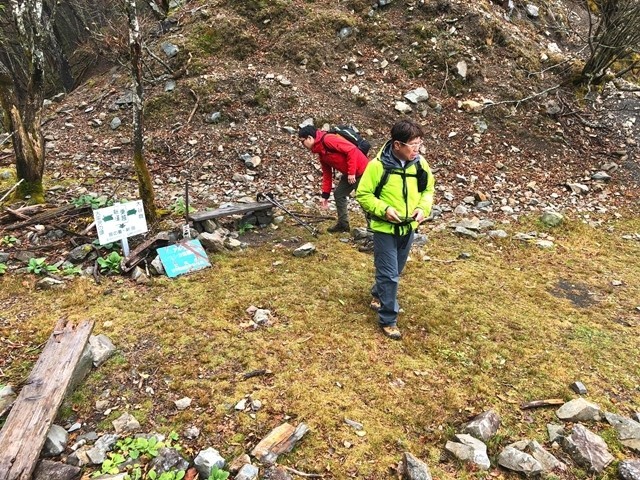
[374,160,428,198]
[321,125,371,156]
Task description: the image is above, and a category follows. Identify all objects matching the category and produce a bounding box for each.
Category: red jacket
[311,131,369,198]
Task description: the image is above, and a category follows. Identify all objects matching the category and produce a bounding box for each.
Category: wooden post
[0,319,94,480]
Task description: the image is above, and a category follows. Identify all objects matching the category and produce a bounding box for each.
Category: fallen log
[251,422,309,464]
[0,319,94,480]
[520,398,565,410]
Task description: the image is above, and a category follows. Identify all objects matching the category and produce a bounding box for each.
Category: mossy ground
[1,212,639,479]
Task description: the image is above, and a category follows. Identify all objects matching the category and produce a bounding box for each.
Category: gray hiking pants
[370,230,414,327]
[334,175,360,226]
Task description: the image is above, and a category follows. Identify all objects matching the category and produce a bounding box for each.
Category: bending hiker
[355,119,435,340]
[298,125,369,233]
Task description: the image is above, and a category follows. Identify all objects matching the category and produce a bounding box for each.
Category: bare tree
[126,0,157,224]
[0,0,49,203]
[582,0,640,85]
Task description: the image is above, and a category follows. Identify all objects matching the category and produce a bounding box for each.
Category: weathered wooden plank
[0,319,94,480]
[251,422,309,464]
[520,398,565,410]
[188,202,272,222]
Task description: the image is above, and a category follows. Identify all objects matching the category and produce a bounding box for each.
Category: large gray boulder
[33,460,81,480]
[556,398,602,422]
[562,424,613,473]
[497,446,543,477]
[620,460,640,480]
[463,410,500,441]
[604,412,640,453]
[445,433,490,470]
[401,452,432,480]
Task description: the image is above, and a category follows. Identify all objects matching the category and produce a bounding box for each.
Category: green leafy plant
[125,466,143,480]
[0,263,6,275]
[61,265,82,276]
[169,198,196,216]
[92,452,126,476]
[92,239,119,251]
[166,430,180,448]
[238,222,254,235]
[116,436,162,460]
[148,470,185,480]
[208,467,230,480]
[97,251,123,274]
[27,257,59,275]
[0,235,18,246]
[71,194,113,210]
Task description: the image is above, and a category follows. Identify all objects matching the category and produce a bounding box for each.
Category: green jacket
[356,141,435,236]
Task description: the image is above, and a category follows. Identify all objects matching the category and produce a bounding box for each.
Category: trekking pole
[257,192,318,237]
[182,180,191,240]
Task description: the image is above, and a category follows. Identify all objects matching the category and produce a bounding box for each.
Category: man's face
[300,136,315,150]
[393,137,423,161]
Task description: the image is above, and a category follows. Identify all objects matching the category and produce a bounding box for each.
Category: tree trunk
[1,0,48,204]
[10,105,45,203]
[126,0,157,225]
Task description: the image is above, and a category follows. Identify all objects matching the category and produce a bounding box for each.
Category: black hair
[390,119,424,143]
[298,125,317,138]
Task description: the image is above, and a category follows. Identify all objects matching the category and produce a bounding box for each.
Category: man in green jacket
[355,119,435,340]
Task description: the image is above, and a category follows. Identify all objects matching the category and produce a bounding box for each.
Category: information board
[156,239,211,278]
[94,200,148,245]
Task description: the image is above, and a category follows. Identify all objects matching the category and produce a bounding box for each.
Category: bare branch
[482,84,562,110]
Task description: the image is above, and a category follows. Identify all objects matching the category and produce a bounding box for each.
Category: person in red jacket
[298,125,369,232]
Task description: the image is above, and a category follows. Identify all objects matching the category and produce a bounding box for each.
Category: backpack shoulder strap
[374,165,392,198]
[320,133,341,153]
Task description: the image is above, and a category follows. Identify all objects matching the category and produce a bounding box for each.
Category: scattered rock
[570,381,587,395]
[228,453,251,474]
[497,445,543,477]
[547,423,565,443]
[194,447,226,479]
[89,334,116,367]
[604,412,640,452]
[42,424,69,457]
[463,410,500,441]
[235,463,260,480]
[112,412,140,434]
[33,459,81,480]
[404,88,429,104]
[562,423,614,473]
[401,452,432,480]
[174,397,192,410]
[444,433,490,470]
[395,101,412,114]
[620,460,640,480]
[293,243,316,257]
[0,384,17,415]
[148,447,190,475]
[556,398,602,422]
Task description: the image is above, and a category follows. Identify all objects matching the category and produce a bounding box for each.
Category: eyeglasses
[397,140,423,149]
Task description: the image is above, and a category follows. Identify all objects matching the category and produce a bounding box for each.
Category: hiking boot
[327,223,350,233]
[381,325,402,340]
[358,239,374,252]
[370,297,381,312]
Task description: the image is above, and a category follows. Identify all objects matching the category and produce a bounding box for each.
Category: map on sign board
[157,239,211,278]
[94,200,148,245]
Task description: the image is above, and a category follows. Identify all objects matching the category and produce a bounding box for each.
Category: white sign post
[93,200,148,256]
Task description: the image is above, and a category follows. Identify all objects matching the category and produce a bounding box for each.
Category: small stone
[570,381,587,395]
[174,397,192,410]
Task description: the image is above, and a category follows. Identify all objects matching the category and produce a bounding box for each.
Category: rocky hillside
[17,0,640,225]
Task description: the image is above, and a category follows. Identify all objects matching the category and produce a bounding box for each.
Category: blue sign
[157,239,211,278]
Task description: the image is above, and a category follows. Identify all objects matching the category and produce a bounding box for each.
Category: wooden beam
[520,398,565,410]
[188,202,272,222]
[0,319,94,480]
